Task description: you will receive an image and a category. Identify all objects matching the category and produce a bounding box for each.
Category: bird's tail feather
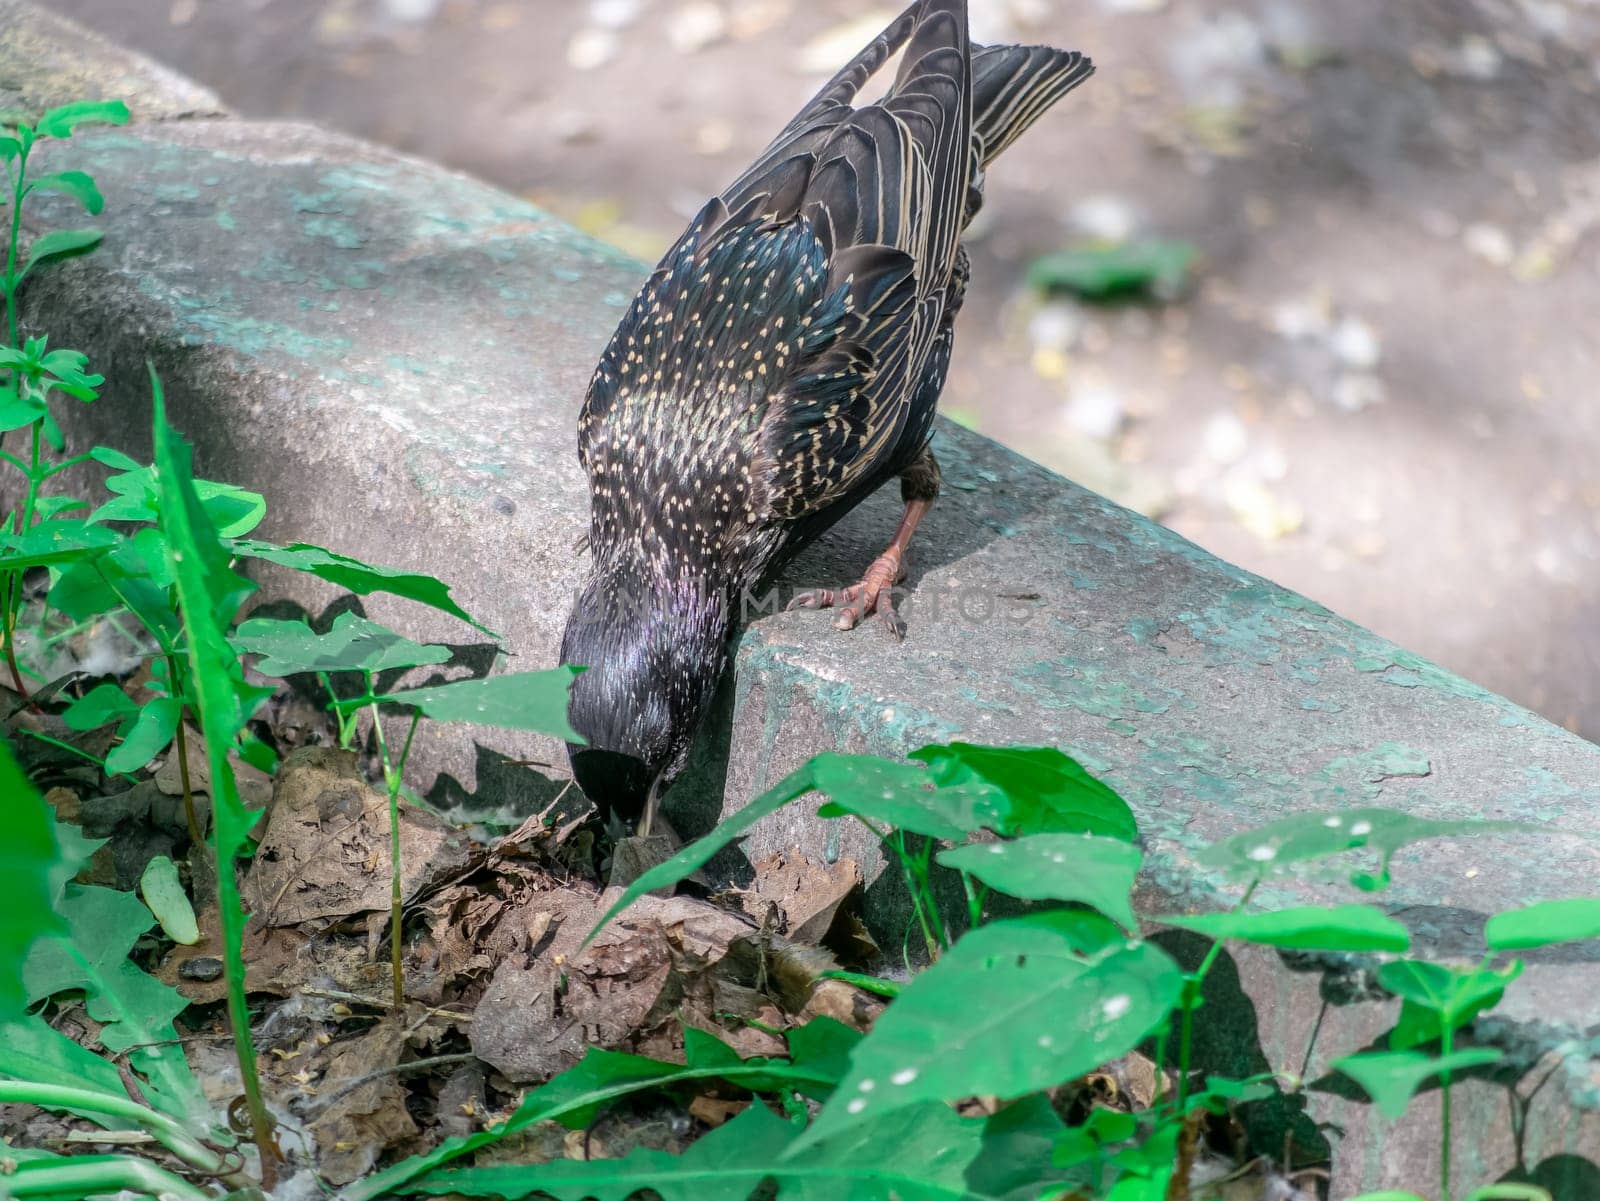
[971,43,1093,168]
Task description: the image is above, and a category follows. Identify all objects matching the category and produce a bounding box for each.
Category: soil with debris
[51,0,1600,740]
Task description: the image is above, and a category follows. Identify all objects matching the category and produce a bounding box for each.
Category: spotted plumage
[561,0,1093,831]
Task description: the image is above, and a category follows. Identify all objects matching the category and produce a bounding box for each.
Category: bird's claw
[786,552,909,640]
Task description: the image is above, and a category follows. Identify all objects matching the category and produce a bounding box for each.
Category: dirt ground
[54,0,1600,741]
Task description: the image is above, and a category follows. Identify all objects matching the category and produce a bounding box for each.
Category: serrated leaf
[353,668,583,741]
[1156,905,1411,953]
[20,228,103,280]
[91,446,142,471]
[233,611,452,677]
[790,911,1183,1152]
[36,99,130,138]
[26,170,104,214]
[232,540,492,635]
[1331,1047,1504,1119]
[911,743,1137,841]
[140,855,200,945]
[91,465,265,539]
[1486,899,1600,951]
[938,834,1141,929]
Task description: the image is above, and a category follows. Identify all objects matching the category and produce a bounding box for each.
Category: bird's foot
[786,551,910,639]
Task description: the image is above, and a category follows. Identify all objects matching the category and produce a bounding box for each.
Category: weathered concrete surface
[0,1,222,121]
[11,34,1600,1201]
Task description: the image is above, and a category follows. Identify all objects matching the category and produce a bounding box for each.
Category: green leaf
[1156,904,1411,953]
[233,611,452,677]
[150,368,272,1124]
[0,742,66,1017]
[1197,807,1528,890]
[20,228,103,281]
[790,910,1183,1151]
[0,519,119,570]
[0,1012,128,1100]
[911,743,1138,841]
[91,465,265,539]
[347,1019,858,1201]
[232,540,492,635]
[21,884,199,1116]
[0,383,47,432]
[1486,899,1600,951]
[105,696,182,776]
[139,856,200,945]
[0,135,20,162]
[1331,1048,1504,1119]
[91,446,142,471]
[582,764,818,950]
[35,100,130,138]
[410,1094,1075,1201]
[813,754,1010,840]
[61,682,140,732]
[1052,1106,1138,1167]
[1377,959,1521,1049]
[1027,239,1196,299]
[938,833,1141,929]
[25,170,104,214]
[354,668,583,741]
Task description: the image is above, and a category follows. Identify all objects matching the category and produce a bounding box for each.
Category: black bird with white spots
[561,0,1093,833]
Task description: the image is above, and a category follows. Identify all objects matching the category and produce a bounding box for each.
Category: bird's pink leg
[788,495,931,639]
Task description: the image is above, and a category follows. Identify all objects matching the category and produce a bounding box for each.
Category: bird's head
[559,564,732,831]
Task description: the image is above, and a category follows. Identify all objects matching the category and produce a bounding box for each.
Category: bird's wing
[970,43,1093,169]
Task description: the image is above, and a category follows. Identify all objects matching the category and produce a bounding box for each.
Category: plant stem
[1440,1021,1454,1201]
[369,688,410,1009]
[5,143,24,353]
[0,1081,225,1172]
[174,706,200,844]
[1173,878,1259,1122]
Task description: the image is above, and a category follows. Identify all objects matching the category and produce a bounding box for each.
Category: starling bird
[561,0,1092,833]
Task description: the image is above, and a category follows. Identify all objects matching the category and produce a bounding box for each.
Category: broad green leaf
[20,228,103,280]
[912,743,1138,841]
[91,446,142,471]
[1331,1047,1504,1119]
[36,99,130,138]
[1486,899,1600,951]
[92,465,265,539]
[345,1018,858,1201]
[139,856,200,945]
[105,696,182,776]
[1378,959,1521,1049]
[233,612,451,677]
[813,754,1009,840]
[1198,807,1528,890]
[24,170,104,213]
[1027,239,1195,299]
[1156,905,1410,953]
[1052,1106,1138,1167]
[0,135,19,161]
[0,1012,127,1100]
[410,1094,1075,1201]
[232,540,491,635]
[938,834,1141,929]
[61,682,139,731]
[33,496,90,520]
[0,519,118,569]
[582,764,817,949]
[21,883,198,1116]
[791,910,1183,1151]
[354,668,582,741]
[0,742,65,1016]
[0,384,46,431]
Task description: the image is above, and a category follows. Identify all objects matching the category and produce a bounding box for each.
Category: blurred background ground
[53,0,1600,740]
